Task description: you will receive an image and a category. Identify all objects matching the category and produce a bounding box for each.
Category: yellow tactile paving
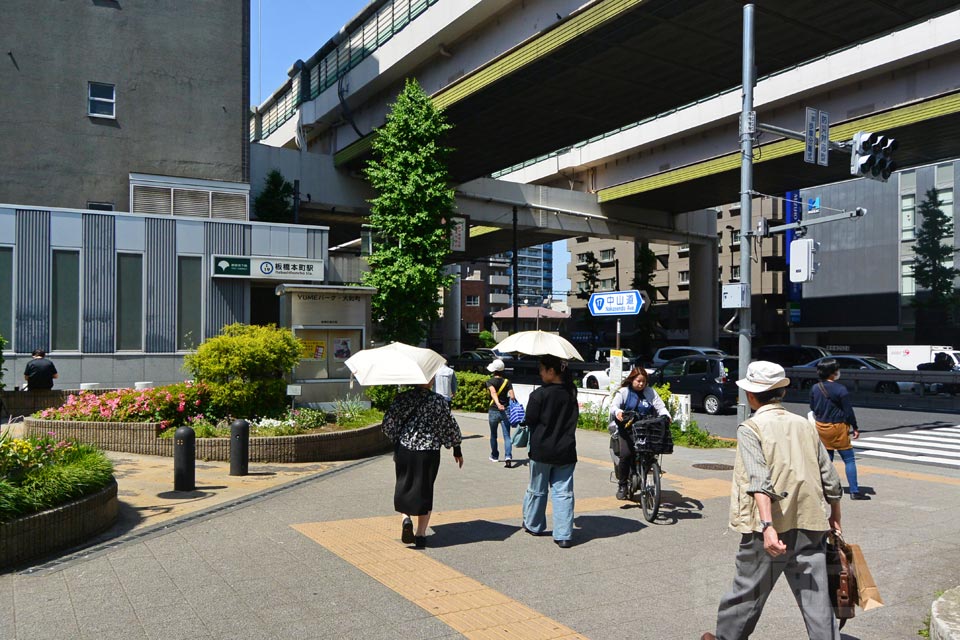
[858,463,960,486]
[293,517,584,639]
[292,464,730,640]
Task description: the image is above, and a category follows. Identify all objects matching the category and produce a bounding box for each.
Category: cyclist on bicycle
[609,366,671,500]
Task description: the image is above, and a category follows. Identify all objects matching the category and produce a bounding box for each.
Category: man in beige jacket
[702,361,843,640]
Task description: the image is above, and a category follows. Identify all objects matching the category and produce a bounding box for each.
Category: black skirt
[393,444,441,516]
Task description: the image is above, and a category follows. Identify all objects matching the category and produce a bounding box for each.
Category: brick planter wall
[24,418,392,462]
[0,478,118,569]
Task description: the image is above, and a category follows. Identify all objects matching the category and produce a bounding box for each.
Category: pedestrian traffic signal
[849,131,897,182]
[789,238,819,283]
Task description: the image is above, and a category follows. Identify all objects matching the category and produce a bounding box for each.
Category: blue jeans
[488,407,512,460]
[523,460,576,541]
[828,448,859,494]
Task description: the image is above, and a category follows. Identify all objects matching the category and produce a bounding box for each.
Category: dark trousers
[714,529,838,640]
[616,432,634,485]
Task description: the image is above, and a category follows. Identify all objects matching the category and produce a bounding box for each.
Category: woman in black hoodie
[520,354,579,548]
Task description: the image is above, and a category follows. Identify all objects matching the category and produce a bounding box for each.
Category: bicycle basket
[629,416,673,455]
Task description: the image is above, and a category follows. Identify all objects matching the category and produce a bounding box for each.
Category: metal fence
[253,0,441,141]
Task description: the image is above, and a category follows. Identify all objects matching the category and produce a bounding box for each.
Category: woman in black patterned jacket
[382,382,463,548]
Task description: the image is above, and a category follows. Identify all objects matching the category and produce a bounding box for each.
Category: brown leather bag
[826,530,858,629]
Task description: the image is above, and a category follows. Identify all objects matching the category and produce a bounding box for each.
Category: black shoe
[850,492,871,501]
[401,516,414,544]
[414,536,427,549]
[554,539,573,549]
[616,485,627,501]
[504,460,512,469]
[522,523,544,536]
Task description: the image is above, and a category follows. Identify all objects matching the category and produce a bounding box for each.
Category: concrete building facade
[0,1,250,212]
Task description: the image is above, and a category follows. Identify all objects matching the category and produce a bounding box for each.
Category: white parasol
[494,330,583,361]
[344,342,446,386]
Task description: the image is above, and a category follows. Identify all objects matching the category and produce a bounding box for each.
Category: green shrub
[183,323,302,419]
[0,434,114,522]
[577,400,609,432]
[453,372,495,412]
[366,385,400,411]
[291,408,328,430]
[477,330,496,348]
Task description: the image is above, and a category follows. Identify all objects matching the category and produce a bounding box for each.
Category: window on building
[599,249,615,261]
[938,188,954,226]
[465,295,480,307]
[0,247,11,345]
[729,207,741,217]
[901,261,915,297]
[678,270,690,285]
[678,244,689,254]
[936,162,955,186]
[576,252,590,264]
[576,281,588,293]
[731,265,740,281]
[116,253,143,350]
[88,82,116,118]
[466,322,480,334]
[177,256,203,350]
[731,230,741,246]
[900,194,916,241]
[52,250,80,350]
[86,202,114,211]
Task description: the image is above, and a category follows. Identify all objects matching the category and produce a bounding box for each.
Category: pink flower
[177,402,186,413]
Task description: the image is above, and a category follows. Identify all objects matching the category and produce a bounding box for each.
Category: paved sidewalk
[3,412,960,639]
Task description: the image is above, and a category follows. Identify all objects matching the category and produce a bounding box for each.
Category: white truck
[886,345,959,370]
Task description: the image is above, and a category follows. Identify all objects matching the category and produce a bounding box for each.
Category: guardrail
[783,367,960,412]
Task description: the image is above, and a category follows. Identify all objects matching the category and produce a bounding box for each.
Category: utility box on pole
[789,238,819,283]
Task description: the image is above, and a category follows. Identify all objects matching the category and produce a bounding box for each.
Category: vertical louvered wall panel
[82,214,116,353]
[15,210,51,353]
[205,222,249,337]
[145,218,177,352]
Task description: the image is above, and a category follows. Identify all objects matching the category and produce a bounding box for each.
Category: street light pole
[737,3,756,423]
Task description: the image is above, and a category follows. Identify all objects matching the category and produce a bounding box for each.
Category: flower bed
[23,418,391,463]
[1,433,118,568]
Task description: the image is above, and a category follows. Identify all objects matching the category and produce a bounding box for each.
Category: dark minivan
[757,345,831,368]
[652,355,739,415]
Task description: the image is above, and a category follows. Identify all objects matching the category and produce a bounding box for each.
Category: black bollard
[229,419,250,476]
[173,426,196,491]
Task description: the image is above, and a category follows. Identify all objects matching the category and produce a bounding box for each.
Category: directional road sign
[588,290,643,316]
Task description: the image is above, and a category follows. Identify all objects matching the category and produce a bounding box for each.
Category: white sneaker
[489,455,498,462]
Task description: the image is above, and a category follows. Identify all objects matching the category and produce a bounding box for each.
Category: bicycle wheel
[640,458,661,523]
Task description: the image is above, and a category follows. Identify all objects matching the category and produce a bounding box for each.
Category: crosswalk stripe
[854,449,960,468]
[931,426,960,433]
[855,440,960,458]
[879,435,960,449]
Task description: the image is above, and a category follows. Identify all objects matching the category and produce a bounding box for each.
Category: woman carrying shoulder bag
[810,358,869,500]
[485,359,517,467]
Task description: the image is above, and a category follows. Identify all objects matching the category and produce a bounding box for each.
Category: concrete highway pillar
[442,264,461,357]
[688,241,719,348]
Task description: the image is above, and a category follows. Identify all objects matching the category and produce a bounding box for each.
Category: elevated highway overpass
[249,0,960,348]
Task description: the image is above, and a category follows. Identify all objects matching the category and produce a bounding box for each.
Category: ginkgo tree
[363,78,455,345]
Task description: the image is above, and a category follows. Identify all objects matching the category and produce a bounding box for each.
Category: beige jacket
[729,403,842,534]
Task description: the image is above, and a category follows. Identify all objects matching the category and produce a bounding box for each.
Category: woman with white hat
[485,359,517,466]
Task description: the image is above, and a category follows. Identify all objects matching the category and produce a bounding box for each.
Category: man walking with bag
[702,361,843,640]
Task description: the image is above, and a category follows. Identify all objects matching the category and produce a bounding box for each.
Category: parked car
[650,346,726,368]
[796,355,913,394]
[757,344,831,368]
[593,347,636,364]
[456,350,495,372]
[651,355,739,415]
[476,348,512,360]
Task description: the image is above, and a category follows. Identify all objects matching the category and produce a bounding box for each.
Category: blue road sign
[588,290,643,316]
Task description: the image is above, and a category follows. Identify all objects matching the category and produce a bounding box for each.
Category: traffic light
[850,131,897,182]
[789,238,819,283]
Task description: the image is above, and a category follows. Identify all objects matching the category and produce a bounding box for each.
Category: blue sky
[250,1,571,296]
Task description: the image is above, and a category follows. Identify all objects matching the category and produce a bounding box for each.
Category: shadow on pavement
[571,514,645,542]
[428,520,519,547]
